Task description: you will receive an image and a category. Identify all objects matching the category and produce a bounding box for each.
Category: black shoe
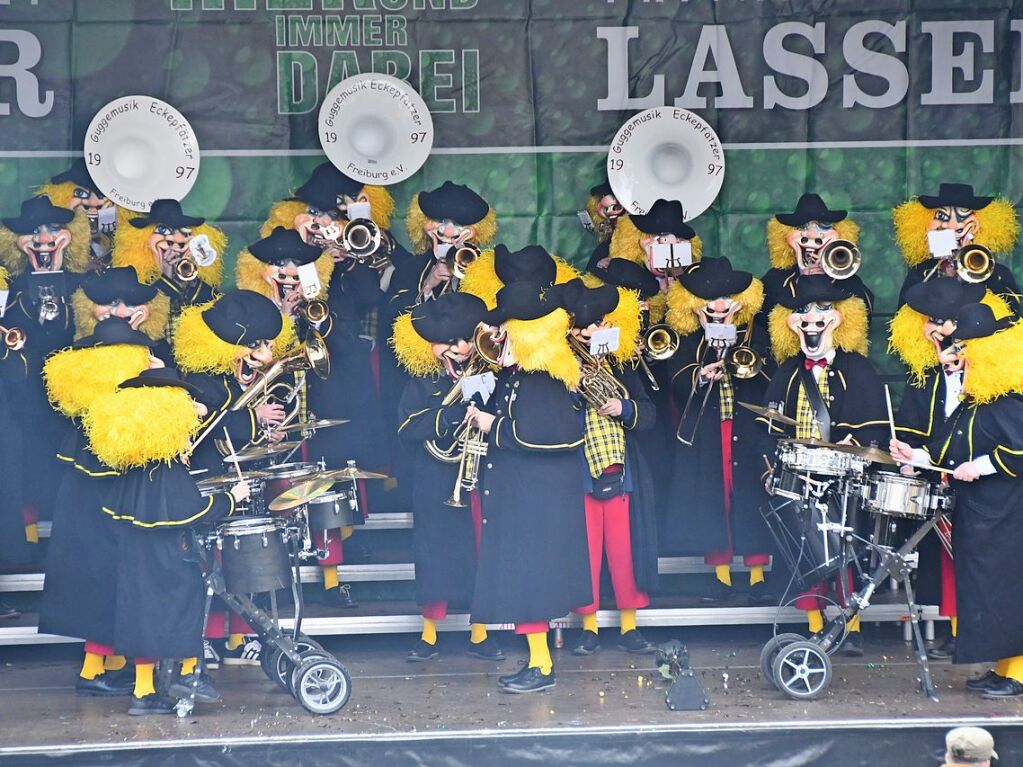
[966,670,1006,692]
[982,678,1023,698]
[466,637,505,661]
[128,693,178,716]
[343,541,373,564]
[618,629,656,654]
[927,636,956,660]
[571,630,600,656]
[842,632,864,657]
[167,672,222,703]
[75,673,134,697]
[501,666,556,694]
[406,640,439,662]
[329,583,359,608]
[700,578,732,604]
[747,581,777,606]
[0,601,20,620]
[498,663,527,687]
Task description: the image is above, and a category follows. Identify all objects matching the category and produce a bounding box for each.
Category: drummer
[758,275,887,652]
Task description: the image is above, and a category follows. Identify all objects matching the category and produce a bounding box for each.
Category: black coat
[664,326,775,557]
[396,374,477,607]
[185,373,260,476]
[632,355,677,554]
[898,261,1020,315]
[921,396,1023,664]
[470,369,592,625]
[104,462,235,659]
[155,276,219,324]
[0,350,29,567]
[759,267,875,327]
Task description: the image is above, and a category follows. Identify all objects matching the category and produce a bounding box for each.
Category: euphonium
[0,324,26,351]
[955,243,994,283]
[569,334,629,409]
[173,255,199,282]
[643,324,680,361]
[819,239,861,280]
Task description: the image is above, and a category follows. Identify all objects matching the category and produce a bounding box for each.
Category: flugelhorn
[0,324,26,351]
[955,244,994,283]
[569,335,629,409]
[820,239,861,280]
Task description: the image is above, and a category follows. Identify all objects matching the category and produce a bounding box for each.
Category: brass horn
[174,256,199,282]
[725,344,764,379]
[341,218,382,259]
[820,239,861,280]
[301,298,329,325]
[956,244,994,284]
[643,324,680,361]
[448,243,481,280]
[1,324,26,351]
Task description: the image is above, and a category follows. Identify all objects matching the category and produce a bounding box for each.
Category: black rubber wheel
[292,656,352,715]
[759,632,804,688]
[772,640,833,700]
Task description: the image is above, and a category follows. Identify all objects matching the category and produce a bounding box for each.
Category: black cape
[898,260,1020,315]
[759,267,874,326]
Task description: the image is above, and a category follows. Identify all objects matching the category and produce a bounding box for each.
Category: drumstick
[884,384,897,442]
[222,427,245,483]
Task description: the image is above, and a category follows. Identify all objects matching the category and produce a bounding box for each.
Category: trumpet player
[664,258,775,602]
[893,183,1020,313]
[554,279,659,657]
[391,293,504,663]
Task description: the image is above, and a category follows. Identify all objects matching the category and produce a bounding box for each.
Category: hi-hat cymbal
[830,443,898,465]
[268,479,337,512]
[223,441,303,464]
[278,418,350,434]
[738,402,797,426]
[322,465,390,482]
[196,470,269,489]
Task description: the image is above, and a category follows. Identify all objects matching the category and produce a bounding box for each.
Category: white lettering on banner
[921,20,995,105]
[762,22,828,110]
[0,30,54,118]
[676,25,754,109]
[596,26,665,110]
[842,20,908,109]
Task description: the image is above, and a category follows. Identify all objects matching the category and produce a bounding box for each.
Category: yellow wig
[459,249,580,310]
[404,194,498,255]
[389,312,442,377]
[111,222,226,287]
[173,301,297,375]
[0,207,91,276]
[0,265,8,290]
[44,344,152,418]
[888,291,1011,387]
[609,215,703,267]
[606,288,641,363]
[259,185,395,238]
[647,291,668,325]
[34,181,133,232]
[665,277,765,337]
[893,198,1019,267]
[234,248,333,301]
[584,195,616,243]
[961,321,1023,405]
[768,297,869,363]
[505,308,580,390]
[70,288,170,341]
[765,218,860,270]
[84,387,200,470]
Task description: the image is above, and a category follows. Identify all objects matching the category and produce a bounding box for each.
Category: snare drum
[770,467,807,501]
[306,489,362,530]
[777,442,865,477]
[217,517,291,594]
[861,471,954,520]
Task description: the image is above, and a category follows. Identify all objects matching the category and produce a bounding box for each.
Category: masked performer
[890,303,1023,698]
[761,193,872,323]
[84,366,248,715]
[554,279,658,656]
[37,159,128,273]
[112,198,225,337]
[465,280,591,693]
[581,174,626,274]
[893,183,1020,312]
[759,275,887,649]
[663,258,775,601]
[391,292,504,662]
[460,243,578,310]
[71,266,171,360]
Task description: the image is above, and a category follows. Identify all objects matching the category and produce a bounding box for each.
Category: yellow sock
[620,609,637,635]
[133,662,156,698]
[848,615,861,633]
[80,652,106,680]
[1003,655,1023,683]
[226,633,245,651]
[24,523,38,544]
[322,566,339,590]
[341,526,354,541]
[103,655,127,672]
[808,610,824,633]
[421,617,437,645]
[180,657,197,676]
[996,658,1010,677]
[950,616,958,637]
[470,623,488,644]
[526,632,553,675]
[714,564,732,587]
[749,565,765,587]
[582,613,598,634]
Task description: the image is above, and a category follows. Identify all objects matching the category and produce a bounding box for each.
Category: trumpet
[0,324,26,351]
[569,334,629,409]
[955,244,994,283]
[300,298,329,324]
[819,239,861,280]
[341,218,394,273]
[173,256,199,282]
[447,243,481,280]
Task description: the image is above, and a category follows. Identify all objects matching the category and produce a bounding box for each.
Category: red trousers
[940,546,957,617]
[574,491,649,615]
[705,419,769,567]
[795,567,854,612]
[421,491,483,622]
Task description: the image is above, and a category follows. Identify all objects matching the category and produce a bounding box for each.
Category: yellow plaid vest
[582,362,627,478]
[795,364,830,440]
[718,370,734,422]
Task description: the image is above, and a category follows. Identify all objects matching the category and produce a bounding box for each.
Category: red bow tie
[804,358,828,371]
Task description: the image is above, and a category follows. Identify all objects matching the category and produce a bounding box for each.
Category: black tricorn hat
[71,317,155,349]
[484,280,558,325]
[554,278,619,329]
[292,162,363,211]
[774,193,847,227]
[904,277,985,321]
[201,290,283,346]
[50,159,104,197]
[777,274,854,310]
[494,244,557,286]
[3,195,74,234]
[630,199,695,238]
[418,181,489,227]
[410,292,487,344]
[678,257,752,300]
[918,183,993,211]
[82,266,158,307]
[953,302,1014,341]
[129,199,204,230]
[248,226,322,267]
[591,257,660,299]
[117,365,199,394]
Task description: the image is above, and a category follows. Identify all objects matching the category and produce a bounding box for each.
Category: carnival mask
[596,194,624,234]
[91,299,150,330]
[235,339,274,387]
[787,301,842,360]
[431,338,473,380]
[639,233,688,278]
[939,340,965,375]
[147,224,194,280]
[425,219,476,260]
[924,316,958,357]
[699,297,740,328]
[787,221,838,276]
[927,206,978,249]
[70,187,114,234]
[18,223,71,272]
[294,206,342,251]
[263,260,301,311]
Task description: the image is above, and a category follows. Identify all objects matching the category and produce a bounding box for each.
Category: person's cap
[945,726,997,763]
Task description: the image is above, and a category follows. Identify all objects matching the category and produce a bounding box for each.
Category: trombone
[0,324,26,351]
[340,218,394,273]
[819,239,861,280]
[635,323,680,391]
[447,243,481,280]
[922,243,994,284]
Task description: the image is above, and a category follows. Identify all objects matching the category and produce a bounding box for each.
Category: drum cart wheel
[288,648,333,695]
[266,633,325,691]
[292,656,352,715]
[759,633,804,688]
[772,641,832,700]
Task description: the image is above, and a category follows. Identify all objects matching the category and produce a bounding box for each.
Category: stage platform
[1,627,1021,766]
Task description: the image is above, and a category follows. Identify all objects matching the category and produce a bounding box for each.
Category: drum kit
[752,403,955,702]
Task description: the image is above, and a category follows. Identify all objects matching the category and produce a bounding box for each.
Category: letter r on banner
[0,30,54,118]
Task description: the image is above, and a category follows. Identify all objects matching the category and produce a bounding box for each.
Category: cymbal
[778,437,838,448]
[268,478,337,512]
[223,441,304,464]
[830,443,898,465]
[278,418,350,435]
[196,470,269,489]
[738,402,797,426]
[322,465,391,482]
